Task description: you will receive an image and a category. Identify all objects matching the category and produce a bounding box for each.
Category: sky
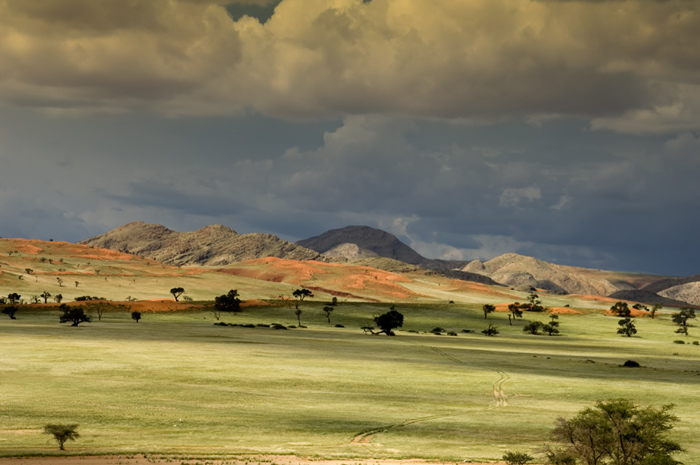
[0,0,699,276]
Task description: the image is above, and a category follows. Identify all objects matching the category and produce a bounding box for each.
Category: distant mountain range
[79,221,700,305]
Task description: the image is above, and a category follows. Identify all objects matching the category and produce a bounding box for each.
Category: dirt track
[0,456,502,465]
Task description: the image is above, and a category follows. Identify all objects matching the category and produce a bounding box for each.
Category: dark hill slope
[297,225,469,270]
[80,221,327,266]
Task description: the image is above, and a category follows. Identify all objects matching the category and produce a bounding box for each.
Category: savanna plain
[1,240,699,464]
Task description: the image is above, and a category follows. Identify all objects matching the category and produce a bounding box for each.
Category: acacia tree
[295,308,303,326]
[214,289,242,313]
[292,288,313,309]
[7,293,21,305]
[40,291,52,304]
[131,311,142,323]
[523,321,544,335]
[43,424,80,450]
[2,306,19,319]
[672,307,696,336]
[610,301,631,317]
[373,309,404,336]
[59,305,91,326]
[618,317,637,337]
[322,305,334,323]
[543,314,560,336]
[650,303,662,319]
[482,304,496,319]
[170,287,185,301]
[508,303,523,323]
[551,399,682,465]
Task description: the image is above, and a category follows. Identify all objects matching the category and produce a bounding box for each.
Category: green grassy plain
[1,302,699,463]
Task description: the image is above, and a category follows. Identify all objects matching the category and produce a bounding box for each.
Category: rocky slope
[79,221,327,266]
[462,253,661,297]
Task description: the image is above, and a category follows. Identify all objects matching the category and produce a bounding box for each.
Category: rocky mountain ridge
[79,221,328,266]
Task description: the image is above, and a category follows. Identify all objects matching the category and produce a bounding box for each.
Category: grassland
[2,301,699,464]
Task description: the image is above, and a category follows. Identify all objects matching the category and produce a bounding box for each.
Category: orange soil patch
[221,258,422,301]
[9,239,43,255]
[550,306,583,315]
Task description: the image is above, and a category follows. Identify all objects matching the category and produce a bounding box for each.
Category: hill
[462,253,671,298]
[296,225,468,271]
[79,221,328,266]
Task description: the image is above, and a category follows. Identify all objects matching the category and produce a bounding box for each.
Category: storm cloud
[0,0,699,276]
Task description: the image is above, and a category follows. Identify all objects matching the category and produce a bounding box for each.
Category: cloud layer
[1,0,699,132]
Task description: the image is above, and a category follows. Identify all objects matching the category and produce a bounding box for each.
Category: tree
[617,317,637,337]
[610,301,631,317]
[295,308,303,326]
[482,323,499,336]
[508,302,523,322]
[482,304,496,319]
[672,307,696,336]
[75,280,80,288]
[59,305,91,326]
[523,321,544,335]
[522,291,545,312]
[322,305,334,323]
[43,424,80,450]
[2,306,18,319]
[86,302,105,321]
[56,277,63,287]
[40,291,52,304]
[502,451,533,465]
[373,309,404,336]
[54,294,63,303]
[170,287,185,301]
[7,293,20,305]
[214,289,242,313]
[650,303,662,319]
[544,314,560,336]
[25,268,33,275]
[292,288,313,309]
[551,399,682,465]
[131,311,142,323]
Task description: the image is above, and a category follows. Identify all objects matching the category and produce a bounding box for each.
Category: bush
[447,331,457,336]
[692,341,699,346]
[503,451,533,465]
[256,323,270,327]
[431,327,445,334]
[335,324,344,328]
[622,360,640,367]
[271,324,287,330]
[673,340,686,344]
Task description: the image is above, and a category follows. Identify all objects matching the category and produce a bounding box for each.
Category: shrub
[673,340,686,344]
[447,331,457,336]
[503,451,533,465]
[431,327,445,333]
[692,341,699,346]
[271,324,287,330]
[335,324,344,328]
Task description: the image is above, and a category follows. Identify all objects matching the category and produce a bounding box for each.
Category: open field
[2,301,699,464]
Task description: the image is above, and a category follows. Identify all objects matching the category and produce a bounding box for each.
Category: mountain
[79,221,328,266]
[461,253,671,297]
[296,225,468,270]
